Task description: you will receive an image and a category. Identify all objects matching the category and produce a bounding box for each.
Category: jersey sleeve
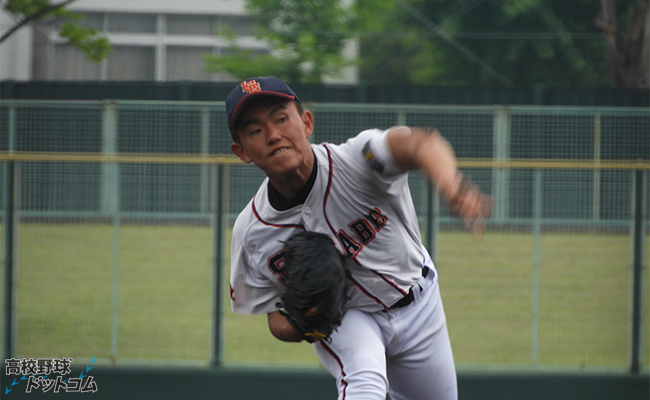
[230,217,283,315]
[358,128,405,178]
[337,128,407,184]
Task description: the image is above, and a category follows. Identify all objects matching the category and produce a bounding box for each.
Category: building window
[53,44,102,80]
[108,46,155,80]
[167,15,214,35]
[107,13,156,33]
[217,15,256,36]
[166,46,212,81]
[55,12,104,31]
[166,14,256,37]
[30,12,263,81]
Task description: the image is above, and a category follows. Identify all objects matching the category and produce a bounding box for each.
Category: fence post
[109,164,121,365]
[531,168,542,365]
[592,114,601,221]
[211,164,228,367]
[630,169,646,373]
[492,106,511,224]
[426,183,439,264]
[397,110,406,126]
[200,107,211,214]
[99,100,122,363]
[530,89,544,366]
[2,161,16,360]
[101,100,118,216]
[2,102,17,360]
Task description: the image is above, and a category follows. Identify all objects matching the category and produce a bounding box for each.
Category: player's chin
[263,163,297,177]
[265,157,303,174]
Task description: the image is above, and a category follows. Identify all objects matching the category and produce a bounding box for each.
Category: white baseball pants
[313,271,458,400]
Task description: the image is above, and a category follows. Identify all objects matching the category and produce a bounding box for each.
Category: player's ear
[231,142,252,163]
[302,110,314,139]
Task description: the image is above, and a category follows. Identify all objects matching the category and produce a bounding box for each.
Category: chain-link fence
[1,100,648,371]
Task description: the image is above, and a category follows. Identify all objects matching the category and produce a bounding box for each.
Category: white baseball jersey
[230,128,437,315]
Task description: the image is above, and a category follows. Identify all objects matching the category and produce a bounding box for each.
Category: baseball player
[226,76,492,400]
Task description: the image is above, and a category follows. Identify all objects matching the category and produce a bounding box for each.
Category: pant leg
[385,277,458,400]
[313,308,390,400]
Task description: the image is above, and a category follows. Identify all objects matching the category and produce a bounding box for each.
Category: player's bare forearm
[387,127,459,197]
[387,126,492,237]
[267,310,304,342]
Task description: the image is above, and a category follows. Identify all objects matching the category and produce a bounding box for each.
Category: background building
[0,0,357,83]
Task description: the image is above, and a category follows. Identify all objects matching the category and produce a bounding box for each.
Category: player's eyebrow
[240,104,288,131]
[268,104,287,116]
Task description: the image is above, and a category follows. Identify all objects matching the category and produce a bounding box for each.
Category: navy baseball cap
[226,76,300,140]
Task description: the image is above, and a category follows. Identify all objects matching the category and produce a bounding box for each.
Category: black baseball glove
[278,231,350,343]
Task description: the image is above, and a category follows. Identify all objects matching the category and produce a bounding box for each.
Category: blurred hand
[448,177,493,241]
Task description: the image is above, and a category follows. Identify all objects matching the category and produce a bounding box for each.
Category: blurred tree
[204,0,647,88]
[595,0,649,88]
[357,0,623,87]
[359,0,649,88]
[1,0,111,62]
[203,0,355,83]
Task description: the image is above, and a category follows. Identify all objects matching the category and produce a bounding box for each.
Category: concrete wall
[0,10,33,81]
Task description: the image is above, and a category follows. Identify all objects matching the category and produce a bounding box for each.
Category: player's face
[231,98,314,178]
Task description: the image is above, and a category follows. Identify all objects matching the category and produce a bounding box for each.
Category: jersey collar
[267,150,318,211]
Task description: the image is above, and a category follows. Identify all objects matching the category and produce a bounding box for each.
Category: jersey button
[304,206,312,213]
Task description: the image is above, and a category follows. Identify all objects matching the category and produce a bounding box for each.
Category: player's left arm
[267,310,304,342]
[267,305,321,343]
[386,126,492,237]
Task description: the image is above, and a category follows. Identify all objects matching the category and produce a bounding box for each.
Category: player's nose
[266,124,282,144]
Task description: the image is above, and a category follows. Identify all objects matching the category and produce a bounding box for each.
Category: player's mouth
[270,147,289,156]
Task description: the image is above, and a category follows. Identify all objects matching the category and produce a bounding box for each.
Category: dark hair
[231,98,304,143]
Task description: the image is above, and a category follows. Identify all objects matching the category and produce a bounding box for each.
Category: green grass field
[5,223,649,370]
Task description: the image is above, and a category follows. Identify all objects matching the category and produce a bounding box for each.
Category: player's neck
[268,152,315,200]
